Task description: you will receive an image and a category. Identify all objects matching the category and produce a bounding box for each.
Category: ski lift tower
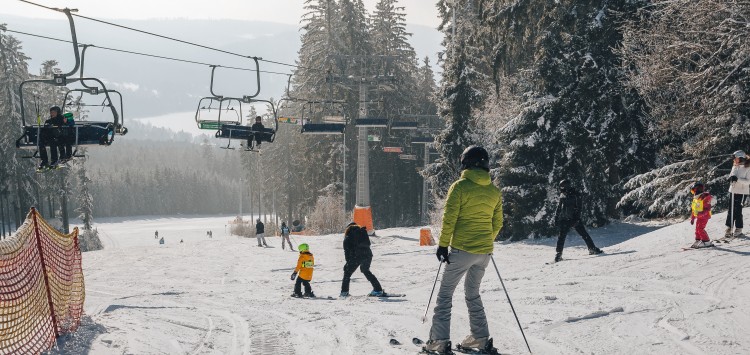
[330,55,398,234]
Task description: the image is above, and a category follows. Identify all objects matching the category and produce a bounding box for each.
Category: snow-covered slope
[53,210,750,354]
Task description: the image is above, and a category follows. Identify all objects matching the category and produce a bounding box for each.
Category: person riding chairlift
[250,116,265,150]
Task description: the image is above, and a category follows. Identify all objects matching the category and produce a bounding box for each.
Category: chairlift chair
[15,9,125,162]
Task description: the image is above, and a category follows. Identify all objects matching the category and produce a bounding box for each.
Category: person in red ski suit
[690,181,713,248]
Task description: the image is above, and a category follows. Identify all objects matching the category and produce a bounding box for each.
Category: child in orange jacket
[690,181,714,248]
[291,243,315,298]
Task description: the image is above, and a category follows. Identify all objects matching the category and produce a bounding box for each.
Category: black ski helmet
[559,179,571,191]
[460,145,490,171]
[690,181,705,195]
[49,106,62,116]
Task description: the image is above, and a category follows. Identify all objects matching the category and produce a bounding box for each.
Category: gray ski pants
[256,233,267,246]
[429,248,490,341]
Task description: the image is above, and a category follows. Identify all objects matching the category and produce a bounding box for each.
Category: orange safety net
[0,208,84,354]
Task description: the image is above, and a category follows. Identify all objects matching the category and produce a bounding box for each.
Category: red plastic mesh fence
[0,208,84,354]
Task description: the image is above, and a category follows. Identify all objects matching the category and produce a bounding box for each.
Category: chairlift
[300,100,347,135]
[411,136,434,145]
[194,64,278,151]
[15,9,126,161]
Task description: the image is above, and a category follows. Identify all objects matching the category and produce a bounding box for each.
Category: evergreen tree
[492,1,652,239]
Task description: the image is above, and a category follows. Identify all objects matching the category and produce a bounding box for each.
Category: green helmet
[63,112,74,119]
[298,243,309,252]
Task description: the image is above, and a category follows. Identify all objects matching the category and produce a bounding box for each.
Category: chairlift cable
[18,0,321,72]
[4,28,290,75]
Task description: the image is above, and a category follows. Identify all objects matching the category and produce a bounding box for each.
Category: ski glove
[730,175,739,183]
[290,272,297,280]
[436,246,450,264]
[690,217,695,225]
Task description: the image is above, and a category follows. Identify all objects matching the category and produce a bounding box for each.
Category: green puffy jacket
[439,168,503,254]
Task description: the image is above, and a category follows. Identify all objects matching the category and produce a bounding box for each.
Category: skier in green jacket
[424,145,503,355]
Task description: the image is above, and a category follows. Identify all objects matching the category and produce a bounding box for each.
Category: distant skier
[280,222,294,250]
[256,219,268,247]
[340,222,383,297]
[553,179,603,263]
[209,230,213,238]
[155,230,159,239]
[424,146,503,355]
[689,181,714,248]
[290,243,315,298]
[180,239,184,243]
[725,150,750,238]
[159,237,164,245]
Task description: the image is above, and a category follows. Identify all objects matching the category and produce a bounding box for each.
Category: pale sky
[2,0,441,28]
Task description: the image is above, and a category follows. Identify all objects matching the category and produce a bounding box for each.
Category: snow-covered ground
[52,210,750,354]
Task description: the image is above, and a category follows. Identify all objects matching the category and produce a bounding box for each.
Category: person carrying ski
[725,150,750,238]
[689,181,714,248]
[340,222,383,297]
[37,106,65,171]
[255,219,267,247]
[424,146,503,355]
[290,243,315,298]
[553,179,603,263]
[280,222,294,250]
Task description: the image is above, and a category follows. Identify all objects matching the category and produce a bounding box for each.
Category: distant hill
[2,15,442,119]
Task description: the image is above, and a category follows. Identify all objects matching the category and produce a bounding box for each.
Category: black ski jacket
[554,188,583,223]
[256,221,264,234]
[343,224,372,262]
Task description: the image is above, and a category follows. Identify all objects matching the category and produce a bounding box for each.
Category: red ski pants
[694,217,710,241]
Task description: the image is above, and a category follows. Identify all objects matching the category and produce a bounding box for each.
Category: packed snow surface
[54,210,750,354]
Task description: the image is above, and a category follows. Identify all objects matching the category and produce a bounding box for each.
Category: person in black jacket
[255,219,268,247]
[250,116,265,149]
[553,179,603,263]
[37,106,65,170]
[340,222,383,297]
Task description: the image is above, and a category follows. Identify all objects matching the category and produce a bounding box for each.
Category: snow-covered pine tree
[0,27,34,227]
[618,0,750,217]
[491,0,652,239]
[367,0,425,226]
[425,0,487,202]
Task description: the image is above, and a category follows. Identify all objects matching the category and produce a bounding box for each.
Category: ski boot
[339,291,350,298]
[36,163,49,173]
[368,290,385,297]
[303,291,316,298]
[588,247,603,255]
[690,240,701,248]
[554,252,563,263]
[423,339,453,355]
[733,228,744,238]
[693,240,714,248]
[291,292,303,298]
[724,227,733,238]
[457,336,500,355]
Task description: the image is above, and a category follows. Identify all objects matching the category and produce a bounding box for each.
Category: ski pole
[421,260,443,323]
[490,255,532,354]
[731,189,736,236]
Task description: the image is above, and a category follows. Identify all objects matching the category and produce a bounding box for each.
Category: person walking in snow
[424,146,503,355]
[280,222,294,250]
[689,181,714,248]
[290,243,315,298]
[256,219,268,247]
[340,222,383,297]
[725,150,750,238]
[155,230,159,239]
[553,179,603,263]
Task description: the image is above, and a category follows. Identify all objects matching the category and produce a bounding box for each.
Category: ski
[290,295,335,300]
[369,292,406,298]
[681,245,715,251]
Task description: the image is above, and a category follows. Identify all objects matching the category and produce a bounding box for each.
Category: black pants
[556,219,596,253]
[725,193,745,229]
[294,277,312,295]
[341,255,382,293]
[38,143,59,165]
